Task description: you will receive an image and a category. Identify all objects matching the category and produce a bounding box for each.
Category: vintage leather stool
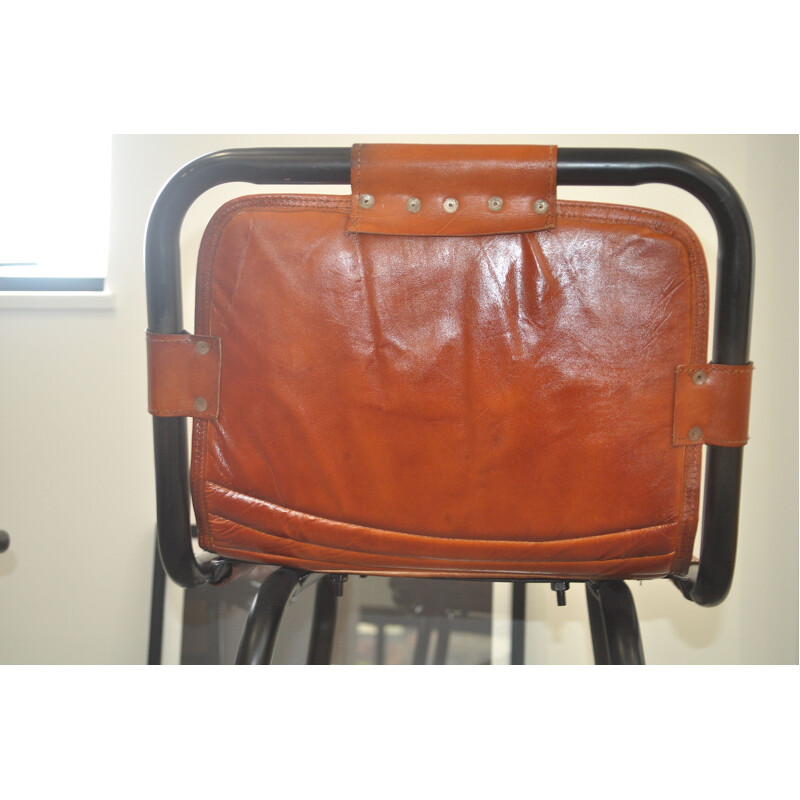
[145,144,753,665]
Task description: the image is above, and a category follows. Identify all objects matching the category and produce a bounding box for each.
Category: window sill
[0,287,116,311]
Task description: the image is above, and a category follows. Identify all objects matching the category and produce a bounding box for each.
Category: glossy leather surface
[188,194,709,579]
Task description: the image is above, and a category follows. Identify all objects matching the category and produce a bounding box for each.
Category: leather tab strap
[147,331,221,420]
[347,143,557,236]
[673,363,754,446]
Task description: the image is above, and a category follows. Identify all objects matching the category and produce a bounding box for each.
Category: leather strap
[146,331,221,420]
[673,363,753,446]
[347,143,557,236]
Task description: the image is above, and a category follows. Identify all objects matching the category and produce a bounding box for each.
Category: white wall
[0,134,795,664]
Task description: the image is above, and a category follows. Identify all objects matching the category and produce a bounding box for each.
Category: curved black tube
[307,575,340,665]
[235,567,309,665]
[586,581,646,665]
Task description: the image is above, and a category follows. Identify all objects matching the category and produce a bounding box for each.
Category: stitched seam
[198,537,676,576]
[677,365,753,374]
[674,439,699,568]
[352,144,362,232]
[547,144,556,227]
[678,435,748,446]
[150,408,211,416]
[192,419,212,549]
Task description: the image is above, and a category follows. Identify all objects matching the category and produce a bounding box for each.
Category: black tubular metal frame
[145,146,754,616]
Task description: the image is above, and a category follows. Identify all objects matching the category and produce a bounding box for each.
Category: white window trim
[0,286,115,311]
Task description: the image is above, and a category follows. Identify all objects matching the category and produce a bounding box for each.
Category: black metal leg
[413,617,432,664]
[433,619,451,665]
[585,581,645,665]
[586,581,611,664]
[375,623,386,665]
[208,596,224,665]
[307,575,339,664]
[235,567,307,665]
[147,534,166,665]
[511,582,526,664]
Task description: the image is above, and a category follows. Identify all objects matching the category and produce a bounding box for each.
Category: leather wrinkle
[206,480,679,549]
[207,512,677,570]
[215,213,255,329]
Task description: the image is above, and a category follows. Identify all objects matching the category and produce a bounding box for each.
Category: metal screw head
[533,199,550,215]
[443,197,459,213]
[195,340,210,356]
[358,193,375,209]
[406,197,421,213]
[692,369,708,386]
[688,426,703,442]
[194,397,208,413]
[487,196,504,212]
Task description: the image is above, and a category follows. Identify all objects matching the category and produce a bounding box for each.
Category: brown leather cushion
[189,195,708,580]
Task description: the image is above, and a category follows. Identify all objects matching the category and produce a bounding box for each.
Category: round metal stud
[688,426,703,442]
[194,397,208,413]
[195,340,210,356]
[488,196,504,212]
[358,194,375,209]
[692,369,708,386]
[533,199,550,215]
[406,197,422,213]
[443,197,459,213]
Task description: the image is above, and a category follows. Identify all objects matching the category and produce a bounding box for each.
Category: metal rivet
[358,194,375,209]
[692,369,708,386]
[195,341,210,356]
[194,397,208,413]
[443,197,459,213]
[406,197,421,213]
[488,196,504,212]
[688,426,703,442]
[533,199,550,215]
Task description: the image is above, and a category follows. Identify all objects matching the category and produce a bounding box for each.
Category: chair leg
[511,582,526,664]
[433,618,451,665]
[585,581,645,665]
[413,617,433,664]
[307,575,339,664]
[375,623,386,665]
[586,582,612,665]
[236,567,307,665]
[147,535,166,665]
